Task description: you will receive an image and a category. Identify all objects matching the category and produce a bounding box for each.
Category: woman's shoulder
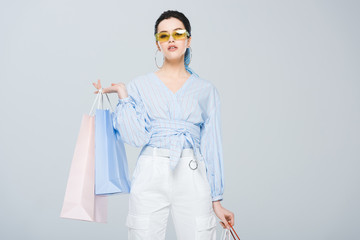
[129,72,219,94]
[194,74,220,98]
[125,72,152,91]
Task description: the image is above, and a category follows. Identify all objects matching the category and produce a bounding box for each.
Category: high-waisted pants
[125,146,217,240]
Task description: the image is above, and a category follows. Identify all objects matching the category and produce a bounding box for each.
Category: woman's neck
[157,59,189,78]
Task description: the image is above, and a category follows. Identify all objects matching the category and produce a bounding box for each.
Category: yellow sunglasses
[155,29,190,42]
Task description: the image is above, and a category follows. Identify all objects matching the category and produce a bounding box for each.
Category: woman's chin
[164,53,185,62]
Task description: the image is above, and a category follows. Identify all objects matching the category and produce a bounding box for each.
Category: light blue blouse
[112,72,224,201]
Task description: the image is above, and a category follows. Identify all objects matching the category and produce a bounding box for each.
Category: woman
[93,10,234,240]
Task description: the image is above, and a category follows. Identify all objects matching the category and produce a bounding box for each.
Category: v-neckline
[152,72,194,96]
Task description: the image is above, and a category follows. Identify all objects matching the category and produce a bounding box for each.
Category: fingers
[93,86,117,94]
[221,218,231,229]
[92,79,102,94]
[101,87,114,94]
[92,79,102,90]
[227,212,235,227]
[92,81,120,89]
[219,221,226,229]
[92,79,120,94]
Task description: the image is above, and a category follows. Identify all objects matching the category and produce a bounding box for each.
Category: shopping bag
[220,223,241,240]
[60,92,108,222]
[221,228,231,240]
[94,90,131,195]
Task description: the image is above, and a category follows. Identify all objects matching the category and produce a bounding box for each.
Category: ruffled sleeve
[112,78,151,147]
[199,86,224,202]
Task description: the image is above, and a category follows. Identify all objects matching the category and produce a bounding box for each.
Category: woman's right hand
[92,79,129,99]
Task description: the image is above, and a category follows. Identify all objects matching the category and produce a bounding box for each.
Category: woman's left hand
[212,201,234,229]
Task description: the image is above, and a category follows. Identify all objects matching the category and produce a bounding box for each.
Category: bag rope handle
[230,224,240,240]
[89,88,115,116]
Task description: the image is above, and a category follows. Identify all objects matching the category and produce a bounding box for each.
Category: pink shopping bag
[60,92,108,222]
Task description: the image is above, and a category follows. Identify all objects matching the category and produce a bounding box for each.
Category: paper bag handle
[89,88,114,116]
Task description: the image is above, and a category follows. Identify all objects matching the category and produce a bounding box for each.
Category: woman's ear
[155,41,161,51]
[186,36,192,48]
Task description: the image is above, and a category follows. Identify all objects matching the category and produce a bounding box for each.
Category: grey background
[1,0,359,239]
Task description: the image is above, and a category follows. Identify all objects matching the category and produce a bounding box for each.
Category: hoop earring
[185,46,192,66]
[155,49,164,69]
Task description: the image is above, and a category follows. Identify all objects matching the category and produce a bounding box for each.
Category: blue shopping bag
[94,90,131,195]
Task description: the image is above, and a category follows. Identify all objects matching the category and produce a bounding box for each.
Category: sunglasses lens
[155,30,188,42]
[173,29,188,40]
[156,32,170,42]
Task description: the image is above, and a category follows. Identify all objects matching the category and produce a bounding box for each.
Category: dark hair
[154,10,191,37]
[154,10,198,77]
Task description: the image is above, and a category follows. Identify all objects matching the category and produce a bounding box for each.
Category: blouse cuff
[212,195,223,202]
[117,96,131,105]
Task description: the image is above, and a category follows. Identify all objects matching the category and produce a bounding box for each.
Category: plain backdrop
[1,0,359,239]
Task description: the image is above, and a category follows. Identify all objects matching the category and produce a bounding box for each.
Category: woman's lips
[168,46,178,51]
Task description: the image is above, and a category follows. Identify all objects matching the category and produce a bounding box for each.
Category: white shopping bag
[221,228,231,240]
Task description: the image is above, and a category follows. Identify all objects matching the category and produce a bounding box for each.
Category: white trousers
[126,147,217,240]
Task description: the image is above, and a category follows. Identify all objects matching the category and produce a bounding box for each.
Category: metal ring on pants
[126,147,217,240]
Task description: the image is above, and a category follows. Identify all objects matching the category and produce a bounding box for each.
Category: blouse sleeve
[200,87,224,202]
[112,78,151,147]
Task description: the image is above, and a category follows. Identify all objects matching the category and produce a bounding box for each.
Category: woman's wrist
[212,200,222,208]
[117,89,128,99]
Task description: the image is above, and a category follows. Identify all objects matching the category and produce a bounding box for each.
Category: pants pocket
[130,155,153,192]
[126,214,150,240]
[195,213,217,240]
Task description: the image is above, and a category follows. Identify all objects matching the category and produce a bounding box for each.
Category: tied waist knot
[150,119,202,170]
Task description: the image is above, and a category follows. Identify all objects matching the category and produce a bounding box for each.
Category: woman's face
[155,17,191,63]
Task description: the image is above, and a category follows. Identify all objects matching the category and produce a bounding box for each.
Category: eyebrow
[159,27,183,33]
